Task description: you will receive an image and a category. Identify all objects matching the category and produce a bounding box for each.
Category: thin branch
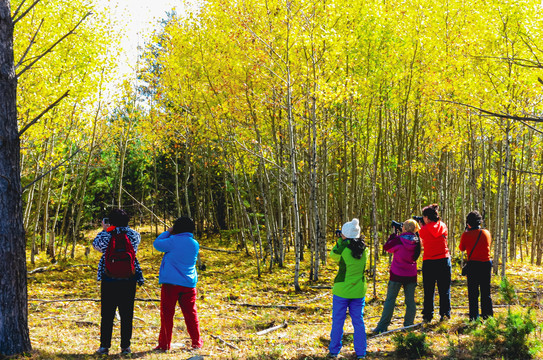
[236,303,299,310]
[368,323,423,339]
[17,12,92,78]
[243,24,287,67]
[11,0,28,24]
[435,99,543,123]
[22,147,81,191]
[519,119,543,134]
[210,334,240,350]
[122,187,167,226]
[28,298,160,303]
[15,18,44,70]
[504,167,543,176]
[18,90,70,136]
[256,321,288,335]
[199,246,239,254]
[471,54,543,68]
[12,0,40,26]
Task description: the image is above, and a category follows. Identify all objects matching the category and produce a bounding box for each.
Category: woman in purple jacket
[373,219,421,334]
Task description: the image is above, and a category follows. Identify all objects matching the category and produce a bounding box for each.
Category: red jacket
[419,221,450,260]
[459,228,491,262]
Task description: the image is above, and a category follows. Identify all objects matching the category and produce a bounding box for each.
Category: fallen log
[210,334,240,350]
[200,245,239,254]
[368,323,423,339]
[256,321,288,335]
[28,298,160,303]
[28,266,51,274]
[236,303,299,310]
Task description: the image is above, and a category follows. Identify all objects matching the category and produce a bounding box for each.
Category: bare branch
[199,246,239,254]
[519,119,543,135]
[256,321,288,335]
[11,0,28,23]
[505,167,543,176]
[17,12,92,78]
[12,0,40,26]
[22,147,81,191]
[18,90,70,136]
[28,298,160,303]
[435,99,543,123]
[368,323,423,339]
[210,334,240,350]
[15,18,44,70]
[243,24,287,67]
[122,187,168,226]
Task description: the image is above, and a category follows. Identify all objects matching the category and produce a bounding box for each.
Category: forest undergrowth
[18,226,543,359]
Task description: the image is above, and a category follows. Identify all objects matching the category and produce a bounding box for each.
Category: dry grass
[14,226,543,359]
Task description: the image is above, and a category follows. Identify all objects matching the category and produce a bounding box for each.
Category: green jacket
[330,238,368,299]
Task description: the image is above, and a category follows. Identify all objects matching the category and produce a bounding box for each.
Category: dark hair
[347,237,367,259]
[422,204,440,222]
[173,216,195,234]
[108,208,129,227]
[466,210,482,228]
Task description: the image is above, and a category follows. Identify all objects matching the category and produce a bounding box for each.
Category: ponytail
[422,204,441,222]
[347,237,367,259]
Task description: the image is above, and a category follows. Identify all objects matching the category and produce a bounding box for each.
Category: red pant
[157,284,202,349]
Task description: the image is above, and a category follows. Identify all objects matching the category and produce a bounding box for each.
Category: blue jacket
[154,231,199,288]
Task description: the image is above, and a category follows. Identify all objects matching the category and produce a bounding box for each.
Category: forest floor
[16,226,543,359]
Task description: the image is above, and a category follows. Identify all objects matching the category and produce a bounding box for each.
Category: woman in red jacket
[418,204,451,322]
[459,210,493,321]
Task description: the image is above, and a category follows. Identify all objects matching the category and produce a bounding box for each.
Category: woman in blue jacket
[153,216,203,351]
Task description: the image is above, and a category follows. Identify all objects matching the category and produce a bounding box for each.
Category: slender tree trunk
[283,0,301,292]
[501,127,511,277]
[174,151,182,217]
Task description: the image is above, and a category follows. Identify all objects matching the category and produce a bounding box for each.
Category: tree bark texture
[0,0,32,354]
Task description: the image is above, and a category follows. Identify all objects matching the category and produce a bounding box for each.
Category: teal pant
[374,281,416,332]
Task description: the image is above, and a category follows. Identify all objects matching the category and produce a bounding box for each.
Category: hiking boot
[121,347,131,355]
[95,347,109,355]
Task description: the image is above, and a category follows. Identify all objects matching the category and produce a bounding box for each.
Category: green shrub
[468,309,540,359]
[499,276,517,306]
[392,331,429,359]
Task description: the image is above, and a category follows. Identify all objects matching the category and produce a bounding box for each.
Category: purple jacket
[384,232,420,283]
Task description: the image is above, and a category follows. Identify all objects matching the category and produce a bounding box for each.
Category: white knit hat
[341,218,361,238]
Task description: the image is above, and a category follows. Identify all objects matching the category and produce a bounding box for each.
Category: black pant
[422,257,451,321]
[466,260,493,320]
[100,280,137,349]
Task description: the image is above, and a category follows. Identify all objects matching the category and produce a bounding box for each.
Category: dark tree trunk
[0,0,32,355]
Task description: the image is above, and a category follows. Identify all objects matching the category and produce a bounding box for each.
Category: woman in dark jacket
[93,209,144,356]
[459,210,493,321]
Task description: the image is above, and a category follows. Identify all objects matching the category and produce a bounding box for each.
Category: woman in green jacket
[329,218,368,359]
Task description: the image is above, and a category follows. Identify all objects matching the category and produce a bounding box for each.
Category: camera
[412,216,423,223]
[335,229,342,237]
[391,220,403,233]
[102,217,110,225]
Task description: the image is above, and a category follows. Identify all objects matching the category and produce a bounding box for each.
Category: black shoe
[95,347,109,355]
[121,347,131,355]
